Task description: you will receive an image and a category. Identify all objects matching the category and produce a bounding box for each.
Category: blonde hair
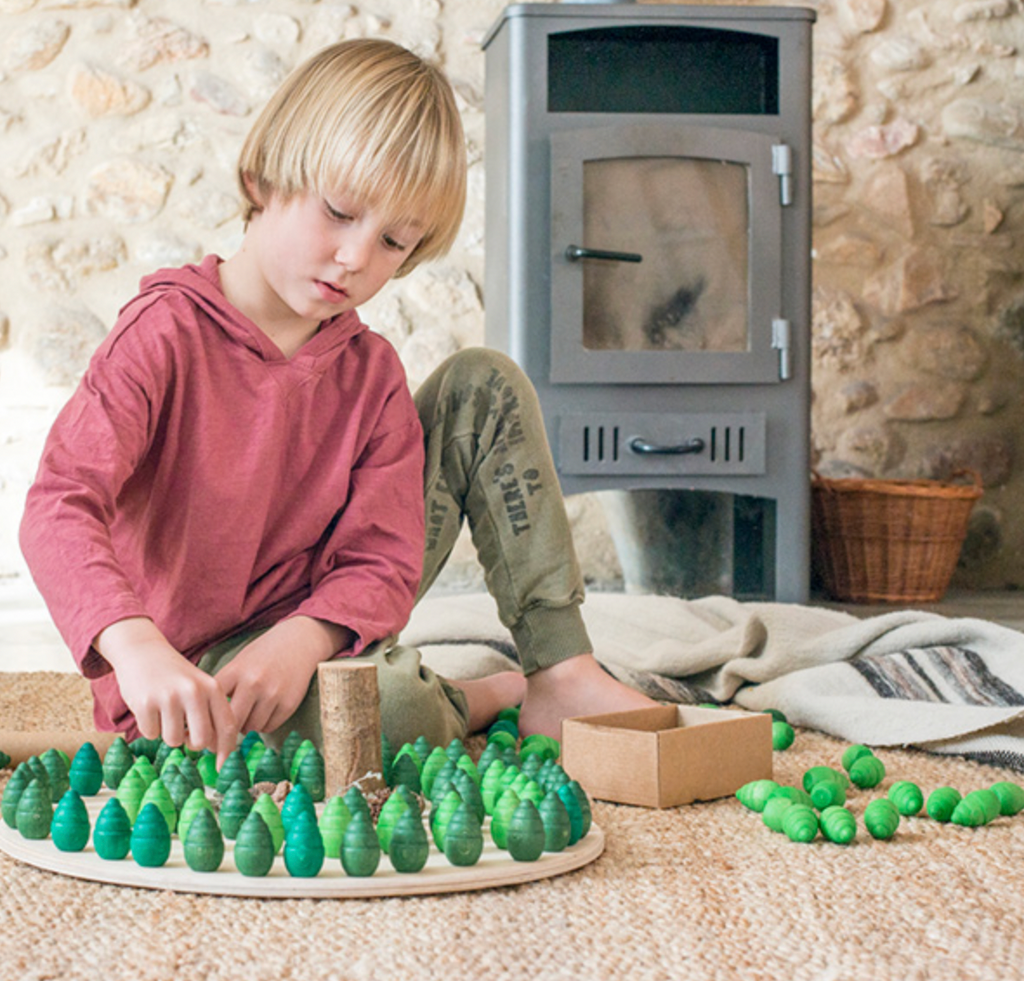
[237,39,467,276]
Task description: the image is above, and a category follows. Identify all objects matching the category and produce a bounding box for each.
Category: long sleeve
[19,256,426,730]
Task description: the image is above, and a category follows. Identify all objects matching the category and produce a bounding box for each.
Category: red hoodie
[20,255,425,734]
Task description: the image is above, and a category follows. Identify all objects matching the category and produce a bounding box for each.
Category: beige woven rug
[2,671,1023,981]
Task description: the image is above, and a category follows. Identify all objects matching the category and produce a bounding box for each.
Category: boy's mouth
[316,280,349,302]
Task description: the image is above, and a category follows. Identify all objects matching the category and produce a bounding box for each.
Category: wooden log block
[0,730,118,766]
[317,662,384,797]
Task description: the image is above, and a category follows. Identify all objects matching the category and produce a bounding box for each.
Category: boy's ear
[241,172,267,212]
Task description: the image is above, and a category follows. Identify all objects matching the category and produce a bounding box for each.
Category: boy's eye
[383,235,408,252]
[324,201,353,222]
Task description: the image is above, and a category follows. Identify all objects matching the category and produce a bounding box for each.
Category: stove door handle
[565,245,643,263]
[628,436,706,456]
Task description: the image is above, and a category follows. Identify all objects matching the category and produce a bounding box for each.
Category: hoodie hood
[127,254,368,364]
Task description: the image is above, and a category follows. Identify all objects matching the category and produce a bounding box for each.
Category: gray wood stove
[482,2,815,602]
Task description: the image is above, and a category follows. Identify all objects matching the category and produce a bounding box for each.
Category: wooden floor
[2,576,1022,674]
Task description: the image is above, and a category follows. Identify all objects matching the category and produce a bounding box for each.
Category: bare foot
[517,654,657,741]
[449,671,527,733]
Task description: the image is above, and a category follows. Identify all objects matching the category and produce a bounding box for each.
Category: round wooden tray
[0,790,604,898]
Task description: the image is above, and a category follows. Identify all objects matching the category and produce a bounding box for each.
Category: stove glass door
[550,124,783,384]
[581,155,749,354]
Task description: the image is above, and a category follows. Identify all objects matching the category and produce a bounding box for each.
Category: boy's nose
[334,229,374,271]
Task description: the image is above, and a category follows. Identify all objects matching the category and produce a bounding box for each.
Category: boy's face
[246,189,424,328]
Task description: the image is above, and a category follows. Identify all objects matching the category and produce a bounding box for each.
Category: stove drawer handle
[628,436,706,456]
[565,244,643,264]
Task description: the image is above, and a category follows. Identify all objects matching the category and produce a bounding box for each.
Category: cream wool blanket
[404,592,1024,772]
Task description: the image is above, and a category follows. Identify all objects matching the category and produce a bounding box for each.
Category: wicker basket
[811,470,983,604]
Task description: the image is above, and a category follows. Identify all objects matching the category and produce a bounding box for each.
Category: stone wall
[1,0,1023,593]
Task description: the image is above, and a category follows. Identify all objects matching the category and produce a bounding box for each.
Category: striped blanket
[403,592,1024,772]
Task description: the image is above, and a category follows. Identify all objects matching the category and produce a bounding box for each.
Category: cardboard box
[561,705,773,808]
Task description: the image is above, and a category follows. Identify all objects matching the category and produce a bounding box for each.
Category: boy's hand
[215,616,353,736]
[95,617,238,765]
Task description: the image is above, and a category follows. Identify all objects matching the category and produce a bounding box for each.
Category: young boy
[20,39,653,764]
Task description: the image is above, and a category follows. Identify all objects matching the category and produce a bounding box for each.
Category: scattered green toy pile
[0,708,593,877]
[737,736,1024,845]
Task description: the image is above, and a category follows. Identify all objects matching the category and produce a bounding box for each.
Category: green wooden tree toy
[252,793,285,853]
[762,795,794,833]
[736,779,781,814]
[342,785,371,822]
[507,799,545,862]
[253,747,287,785]
[926,786,962,822]
[557,784,585,846]
[177,756,204,794]
[2,764,32,829]
[375,789,410,853]
[888,781,924,817]
[24,757,51,802]
[139,778,177,834]
[153,741,175,772]
[444,737,466,764]
[234,811,275,877]
[244,741,267,781]
[819,805,857,845]
[0,749,10,770]
[102,736,134,790]
[390,752,422,793]
[490,788,522,850]
[296,745,326,802]
[420,746,449,797]
[281,783,317,833]
[51,789,91,852]
[162,767,192,814]
[428,762,457,809]
[318,796,353,860]
[781,804,819,843]
[177,787,214,846]
[431,788,464,851]
[864,798,900,839]
[183,807,225,873]
[69,742,104,796]
[539,791,571,852]
[15,777,53,840]
[284,810,325,878]
[130,802,172,867]
[388,807,430,873]
[481,760,507,815]
[289,739,316,783]
[443,802,484,867]
[566,780,592,839]
[196,752,218,789]
[848,753,886,790]
[340,810,380,877]
[121,758,152,795]
[241,729,263,759]
[991,781,1024,816]
[93,797,132,861]
[215,750,251,795]
[40,748,70,803]
[159,747,187,777]
[281,730,304,778]
[218,780,254,840]
[453,768,485,823]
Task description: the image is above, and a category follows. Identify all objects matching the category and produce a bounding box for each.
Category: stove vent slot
[709,425,746,464]
[560,412,765,477]
[582,424,620,464]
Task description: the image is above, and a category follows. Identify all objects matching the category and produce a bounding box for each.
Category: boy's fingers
[134,705,162,742]
[210,690,240,766]
[159,704,187,750]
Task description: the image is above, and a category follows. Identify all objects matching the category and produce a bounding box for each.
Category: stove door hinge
[772,143,794,206]
[771,318,791,381]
